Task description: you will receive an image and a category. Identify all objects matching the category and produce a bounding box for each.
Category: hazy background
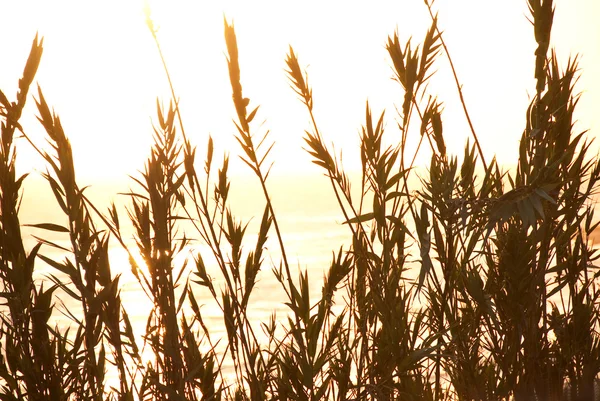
[1,1,598,177]
[0,0,599,272]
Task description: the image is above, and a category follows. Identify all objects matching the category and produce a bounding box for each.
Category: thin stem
[425,2,488,170]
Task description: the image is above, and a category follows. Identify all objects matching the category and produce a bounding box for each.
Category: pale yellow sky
[0,0,598,184]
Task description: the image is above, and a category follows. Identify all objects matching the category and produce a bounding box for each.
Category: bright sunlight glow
[0,0,598,185]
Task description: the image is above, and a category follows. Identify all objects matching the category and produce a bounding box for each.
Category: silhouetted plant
[0,1,599,400]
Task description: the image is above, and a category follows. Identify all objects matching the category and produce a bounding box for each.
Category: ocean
[19,171,364,382]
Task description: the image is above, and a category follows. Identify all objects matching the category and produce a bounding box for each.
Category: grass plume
[1,1,599,400]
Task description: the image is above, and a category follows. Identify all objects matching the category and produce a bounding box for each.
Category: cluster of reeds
[0,0,598,400]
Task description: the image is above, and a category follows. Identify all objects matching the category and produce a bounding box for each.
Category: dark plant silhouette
[0,1,598,400]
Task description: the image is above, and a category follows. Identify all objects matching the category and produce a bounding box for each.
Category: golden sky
[0,0,598,184]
